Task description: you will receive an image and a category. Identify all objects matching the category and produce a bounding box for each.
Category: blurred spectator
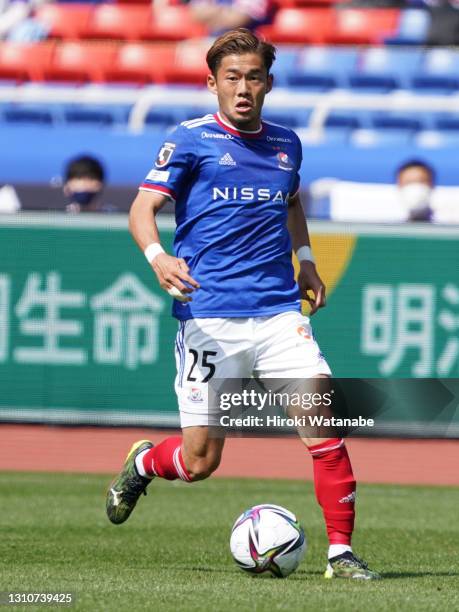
[64,155,115,214]
[396,159,435,221]
[190,0,275,34]
[0,184,21,213]
[426,0,459,45]
[0,0,48,42]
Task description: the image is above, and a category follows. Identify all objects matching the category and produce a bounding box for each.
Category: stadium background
[0,0,458,470]
[0,4,458,608]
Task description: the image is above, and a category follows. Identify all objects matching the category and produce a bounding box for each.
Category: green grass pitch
[1,473,458,611]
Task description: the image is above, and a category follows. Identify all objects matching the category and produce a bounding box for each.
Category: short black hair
[396,159,435,185]
[65,155,105,183]
[206,28,276,77]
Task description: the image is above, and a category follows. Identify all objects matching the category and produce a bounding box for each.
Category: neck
[217,112,262,133]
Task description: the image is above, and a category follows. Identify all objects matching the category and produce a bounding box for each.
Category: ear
[207,73,218,96]
[266,73,273,94]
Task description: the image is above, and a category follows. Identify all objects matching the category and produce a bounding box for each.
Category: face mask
[399,183,432,214]
[68,191,99,207]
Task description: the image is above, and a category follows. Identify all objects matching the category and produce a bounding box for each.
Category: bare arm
[287,192,326,315]
[129,190,199,301]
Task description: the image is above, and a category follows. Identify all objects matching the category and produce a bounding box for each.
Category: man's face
[63,177,103,212]
[397,165,433,220]
[397,166,432,188]
[207,53,273,131]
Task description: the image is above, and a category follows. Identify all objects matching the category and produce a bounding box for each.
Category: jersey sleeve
[139,125,196,202]
[290,132,303,197]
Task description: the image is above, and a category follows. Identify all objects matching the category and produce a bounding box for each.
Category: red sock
[142,437,191,482]
[308,438,355,545]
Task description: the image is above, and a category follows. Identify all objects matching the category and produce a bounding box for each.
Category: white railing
[1,84,459,137]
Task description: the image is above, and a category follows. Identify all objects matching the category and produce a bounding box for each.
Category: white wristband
[144,242,165,263]
[296,245,315,264]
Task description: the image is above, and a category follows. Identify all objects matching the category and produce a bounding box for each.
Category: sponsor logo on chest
[212,187,289,203]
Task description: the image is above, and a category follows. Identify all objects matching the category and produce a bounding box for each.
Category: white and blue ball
[230,504,306,578]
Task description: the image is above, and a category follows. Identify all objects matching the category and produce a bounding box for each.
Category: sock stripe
[173,446,190,482]
[309,438,344,456]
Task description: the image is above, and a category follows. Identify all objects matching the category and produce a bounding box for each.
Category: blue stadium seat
[271,47,298,88]
[434,113,459,132]
[349,48,422,92]
[412,49,459,93]
[64,105,118,127]
[1,104,55,125]
[415,130,459,149]
[371,111,427,132]
[385,9,430,46]
[325,110,370,130]
[263,107,310,128]
[351,128,413,147]
[287,47,358,91]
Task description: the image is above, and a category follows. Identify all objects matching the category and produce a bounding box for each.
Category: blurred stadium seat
[142,6,207,42]
[258,8,333,44]
[0,42,55,82]
[412,49,459,93]
[270,47,298,87]
[81,4,151,41]
[105,43,174,84]
[2,104,54,125]
[288,47,357,90]
[328,8,399,45]
[371,111,425,132]
[162,42,210,85]
[434,113,459,131]
[35,4,93,40]
[384,8,430,46]
[43,42,117,83]
[349,48,422,92]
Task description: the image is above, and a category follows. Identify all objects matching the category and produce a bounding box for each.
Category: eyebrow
[224,68,264,76]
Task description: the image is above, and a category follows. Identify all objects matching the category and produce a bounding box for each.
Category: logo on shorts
[155,142,176,168]
[297,325,311,341]
[188,387,203,403]
[277,152,293,171]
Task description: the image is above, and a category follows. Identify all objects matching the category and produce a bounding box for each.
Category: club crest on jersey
[155,142,176,168]
[188,388,203,403]
[277,152,293,171]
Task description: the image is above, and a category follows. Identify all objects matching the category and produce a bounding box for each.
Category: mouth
[235,100,253,114]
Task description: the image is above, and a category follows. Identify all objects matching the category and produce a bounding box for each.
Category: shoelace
[336,553,368,569]
[122,475,148,503]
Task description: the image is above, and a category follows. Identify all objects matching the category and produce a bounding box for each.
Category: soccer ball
[230,504,306,578]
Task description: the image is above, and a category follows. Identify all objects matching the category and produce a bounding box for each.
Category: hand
[151,254,200,302]
[298,261,326,315]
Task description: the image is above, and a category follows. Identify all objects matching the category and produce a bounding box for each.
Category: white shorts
[174,311,331,428]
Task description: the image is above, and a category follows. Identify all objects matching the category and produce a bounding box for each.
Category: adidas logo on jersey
[219,153,236,166]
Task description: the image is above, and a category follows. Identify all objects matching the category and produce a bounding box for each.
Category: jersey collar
[214,113,264,139]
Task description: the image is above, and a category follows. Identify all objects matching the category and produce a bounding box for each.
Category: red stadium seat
[163,41,210,85]
[35,4,93,40]
[257,8,333,44]
[0,42,55,82]
[44,42,118,83]
[142,6,207,42]
[106,43,175,84]
[327,8,400,45]
[82,5,152,41]
[275,0,340,6]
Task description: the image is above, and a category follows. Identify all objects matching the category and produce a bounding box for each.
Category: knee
[186,454,221,482]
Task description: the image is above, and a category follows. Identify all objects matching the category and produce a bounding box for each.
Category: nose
[236,77,249,95]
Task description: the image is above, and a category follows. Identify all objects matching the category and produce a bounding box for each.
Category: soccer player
[106,29,380,580]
